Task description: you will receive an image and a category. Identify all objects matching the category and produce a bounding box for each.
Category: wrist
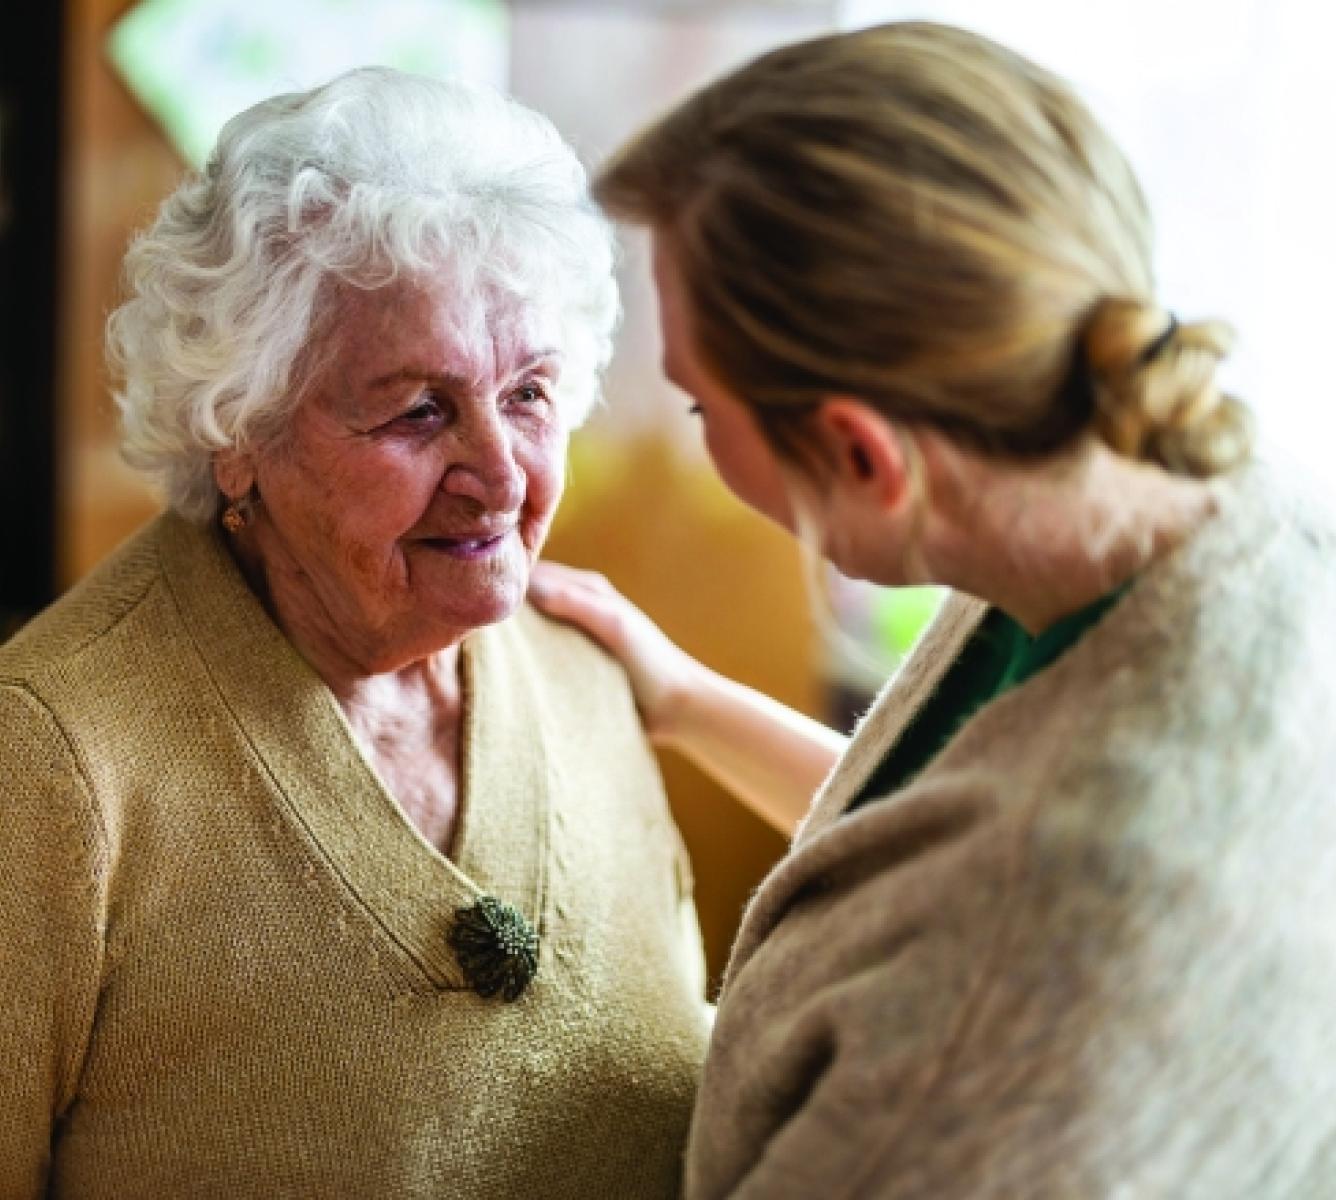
[649,657,719,751]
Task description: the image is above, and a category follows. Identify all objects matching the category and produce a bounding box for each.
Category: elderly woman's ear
[213,450,257,507]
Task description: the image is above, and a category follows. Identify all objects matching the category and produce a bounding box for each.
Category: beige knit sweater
[0,513,709,1199]
[687,462,1336,1199]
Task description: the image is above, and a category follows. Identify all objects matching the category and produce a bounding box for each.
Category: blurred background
[1,0,1326,985]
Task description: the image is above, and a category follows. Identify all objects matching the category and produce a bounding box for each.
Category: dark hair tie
[1139,314,1179,366]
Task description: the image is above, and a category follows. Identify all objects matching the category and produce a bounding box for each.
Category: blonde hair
[597,21,1250,479]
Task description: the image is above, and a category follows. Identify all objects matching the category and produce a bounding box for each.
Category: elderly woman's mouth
[419,531,512,561]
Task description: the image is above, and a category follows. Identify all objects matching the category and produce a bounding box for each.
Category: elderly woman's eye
[512,383,547,405]
[400,398,444,423]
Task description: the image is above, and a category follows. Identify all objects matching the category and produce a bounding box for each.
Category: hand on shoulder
[528,560,703,744]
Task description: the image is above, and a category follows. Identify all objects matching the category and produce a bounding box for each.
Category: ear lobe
[817,398,911,512]
[212,450,256,503]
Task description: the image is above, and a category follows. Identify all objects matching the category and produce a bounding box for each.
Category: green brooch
[447,896,539,1002]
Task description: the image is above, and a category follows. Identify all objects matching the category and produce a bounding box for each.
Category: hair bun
[1082,298,1252,478]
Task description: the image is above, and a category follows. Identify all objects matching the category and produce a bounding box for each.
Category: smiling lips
[421,529,513,561]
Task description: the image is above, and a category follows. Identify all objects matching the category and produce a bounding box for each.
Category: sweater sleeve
[0,684,108,1197]
[716,939,975,1200]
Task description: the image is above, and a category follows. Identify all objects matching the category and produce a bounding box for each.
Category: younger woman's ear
[212,450,256,502]
[814,397,913,513]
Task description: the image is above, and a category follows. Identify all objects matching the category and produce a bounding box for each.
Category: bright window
[108,0,508,168]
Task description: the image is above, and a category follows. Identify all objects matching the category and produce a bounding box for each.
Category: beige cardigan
[0,513,709,1199]
[687,462,1336,1199]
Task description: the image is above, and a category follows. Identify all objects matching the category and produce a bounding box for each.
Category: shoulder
[0,517,172,689]
[504,600,641,711]
[1085,456,1336,749]
[1173,453,1336,628]
[0,516,208,802]
[509,597,619,663]
[0,678,108,899]
[0,681,93,795]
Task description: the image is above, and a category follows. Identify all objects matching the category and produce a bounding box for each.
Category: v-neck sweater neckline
[157,511,551,990]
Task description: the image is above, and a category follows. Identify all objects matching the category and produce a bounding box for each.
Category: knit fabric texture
[846,586,1127,809]
[0,512,709,1199]
[686,459,1336,1199]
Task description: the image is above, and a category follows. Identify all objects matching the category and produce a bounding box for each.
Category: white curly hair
[107,66,620,521]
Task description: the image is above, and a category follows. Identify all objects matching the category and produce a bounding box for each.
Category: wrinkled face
[651,235,795,531]
[246,272,567,672]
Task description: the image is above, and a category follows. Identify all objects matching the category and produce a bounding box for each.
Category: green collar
[997,585,1128,694]
[845,582,1130,812]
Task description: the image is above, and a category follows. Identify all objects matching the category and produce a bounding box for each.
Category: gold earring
[221,499,248,534]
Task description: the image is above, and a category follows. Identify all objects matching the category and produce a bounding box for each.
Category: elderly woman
[0,68,709,1197]
[532,21,1336,1199]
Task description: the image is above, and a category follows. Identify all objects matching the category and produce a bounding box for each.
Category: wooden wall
[60,0,172,582]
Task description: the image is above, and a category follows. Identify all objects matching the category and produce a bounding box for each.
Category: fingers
[526,558,625,617]
[529,560,620,604]
[527,559,697,739]
[528,560,630,648]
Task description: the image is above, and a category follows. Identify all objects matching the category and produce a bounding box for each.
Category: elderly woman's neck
[224,521,464,698]
[919,436,1220,635]
[330,650,462,741]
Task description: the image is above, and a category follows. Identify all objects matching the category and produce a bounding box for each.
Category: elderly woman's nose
[440,428,525,510]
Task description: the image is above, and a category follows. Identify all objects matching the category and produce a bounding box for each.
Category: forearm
[525,562,846,835]
[657,667,847,839]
